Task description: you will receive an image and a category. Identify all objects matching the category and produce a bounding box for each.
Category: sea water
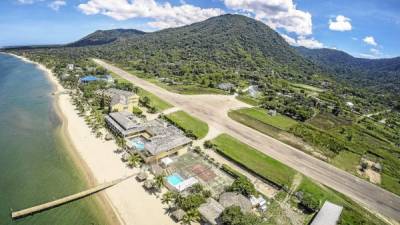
[0,53,109,225]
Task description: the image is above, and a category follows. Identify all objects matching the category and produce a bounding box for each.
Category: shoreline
[6,53,122,225]
[7,53,180,225]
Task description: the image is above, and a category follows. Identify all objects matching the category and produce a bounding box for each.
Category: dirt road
[94,59,400,223]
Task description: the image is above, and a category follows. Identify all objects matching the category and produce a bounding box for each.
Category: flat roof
[310,201,343,225]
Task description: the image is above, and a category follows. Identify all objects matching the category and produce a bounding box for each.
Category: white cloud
[224,0,312,35]
[16,0,43,4]
[370,48,380,55]
[49,0,66,11]
[329,15,352,31]
[78,0,224,29]
[280,34,324,49]
[363,36,377,46]
[359,53,378,59]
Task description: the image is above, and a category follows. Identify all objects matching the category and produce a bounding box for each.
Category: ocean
[0,53,108,225]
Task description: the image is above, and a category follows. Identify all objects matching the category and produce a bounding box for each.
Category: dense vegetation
[67,29,145,47]
[296,46,400,100]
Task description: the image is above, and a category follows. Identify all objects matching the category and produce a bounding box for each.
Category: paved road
[94,59,400,223]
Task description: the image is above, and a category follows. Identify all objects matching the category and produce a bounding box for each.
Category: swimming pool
[129,137,146,151]
[167,173,184,186]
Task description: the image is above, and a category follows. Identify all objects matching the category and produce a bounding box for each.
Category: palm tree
[181,209,200,225]
[153,173,165,191]
[161,191,175,211]
[116,137,127,150]
[127,154,141,168]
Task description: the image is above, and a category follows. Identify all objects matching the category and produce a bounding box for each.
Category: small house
[218,83,235,91]
[198,198,225,225]
[219,192,252,213]
[268,109,277,116]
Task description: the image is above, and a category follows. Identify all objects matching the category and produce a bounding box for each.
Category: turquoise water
[167,173,184,186]
[0,53,109,225]
[129,137,146,151]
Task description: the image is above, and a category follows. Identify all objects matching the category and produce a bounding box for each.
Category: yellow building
[97,88,139,112]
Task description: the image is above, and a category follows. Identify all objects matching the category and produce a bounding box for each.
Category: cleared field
[164,110,209,139]
[296,177,387,225]
[290,83,324,93]
[211,134,296,188]
[229,107,298,131]
[308,112,352,130]
[235,95,260,106]
[137,88,173,112]
[331,151,361,173]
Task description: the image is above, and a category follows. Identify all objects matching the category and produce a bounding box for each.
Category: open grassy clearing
[210,134,296,188]
[137,88,173,112]
[164,110,209,139]
[331,151,361,173]
[296,177,387,225]
[290,83,324,93]
[236,95,260,106]
[307,112,352,130]
[229,107,298,131]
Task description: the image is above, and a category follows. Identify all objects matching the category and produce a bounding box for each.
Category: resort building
[105,111,192,163]
[96,88,139,112]
[198,198,225,225]
[310,201,343,225]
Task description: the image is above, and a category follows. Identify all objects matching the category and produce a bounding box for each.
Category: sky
[1,0,399,59]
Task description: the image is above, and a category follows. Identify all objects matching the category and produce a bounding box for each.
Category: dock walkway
[11,174,135,219]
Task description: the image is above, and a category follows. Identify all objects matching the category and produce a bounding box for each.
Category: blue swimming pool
[167,173,184,186]
[129,137,146,151]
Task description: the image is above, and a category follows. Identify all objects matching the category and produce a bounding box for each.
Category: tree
[153,174,165,191]
[127,154,141,168]
[161,191,176,210]
[181,209,200,225]
[299,192,319,212]
[178,194,206,211]
[220,206,262,225]
[228,177,257,197]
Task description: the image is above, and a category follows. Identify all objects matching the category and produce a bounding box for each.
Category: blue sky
[1,0,399,58]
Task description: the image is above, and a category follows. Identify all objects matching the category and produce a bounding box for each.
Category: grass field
[290,83,325,93]
[308,113,352,130]
[211,134,296,188]
[296,177,387,225]
[331,151,361,173]
[236,95,260,106]
[229,107,298,131]
[137,88,173,112]
[164,110,209,139]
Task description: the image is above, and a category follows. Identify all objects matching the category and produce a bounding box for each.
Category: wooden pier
[11,174,135,219]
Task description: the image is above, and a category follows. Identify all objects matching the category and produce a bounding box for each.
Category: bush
[228,176,257,197]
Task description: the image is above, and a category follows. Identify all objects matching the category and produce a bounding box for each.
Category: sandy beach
[10,53,179,225]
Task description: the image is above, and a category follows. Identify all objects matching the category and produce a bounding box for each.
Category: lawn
[229,107,298,131]
[331,151,361,173]
[211,134,296,188]
[236,95,260,106]
[164,110,209,139]
[137,88,173,112]
[296,177,388,225]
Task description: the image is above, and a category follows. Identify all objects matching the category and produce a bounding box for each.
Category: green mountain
[67,29,145,47]
[95,14,321,83]
[295,47,400,94]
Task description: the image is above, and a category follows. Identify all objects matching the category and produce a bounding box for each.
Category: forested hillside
[67,29,145,47]
[296,47,400,95]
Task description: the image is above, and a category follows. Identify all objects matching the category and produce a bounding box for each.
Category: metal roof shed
[310,201,343,225]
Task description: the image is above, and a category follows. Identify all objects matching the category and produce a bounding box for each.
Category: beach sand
[10,53,179,225]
